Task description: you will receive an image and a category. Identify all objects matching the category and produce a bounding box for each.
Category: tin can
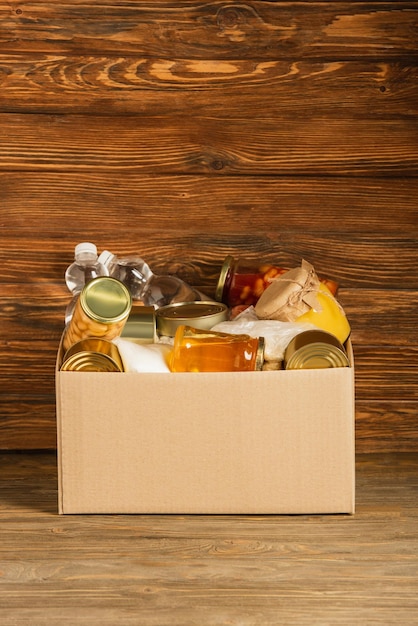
[121,305,156,343]
[63,277,132,351]
[60,338,124,372]
[170,325,265,372]
[156,301,229,337]
[284,329,349,370]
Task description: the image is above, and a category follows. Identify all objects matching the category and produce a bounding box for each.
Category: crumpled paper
[211,306,316,362]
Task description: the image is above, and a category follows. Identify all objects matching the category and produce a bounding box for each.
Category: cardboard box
[56,341,355,515]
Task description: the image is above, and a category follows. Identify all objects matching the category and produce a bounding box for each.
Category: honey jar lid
[80,277,132,323]
[156,301,229,336]
[215,255,235,302]
[284,329,349,369]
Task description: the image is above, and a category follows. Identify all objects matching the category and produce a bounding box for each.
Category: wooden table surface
[0,452,417,625]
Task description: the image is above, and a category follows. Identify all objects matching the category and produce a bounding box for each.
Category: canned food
[121,305,156,343]
[63,277,132,351]
[284,329,349,369]
[60,338,124,372]
[156,301,229,337]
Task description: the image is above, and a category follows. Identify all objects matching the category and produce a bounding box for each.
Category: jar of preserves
[63,277,132,351]
[169,325,265,372]
[215,255,339,309]
[215,256,287,308]
[255,260,350,344]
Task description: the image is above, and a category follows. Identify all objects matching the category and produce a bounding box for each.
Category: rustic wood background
[0,1,417,451]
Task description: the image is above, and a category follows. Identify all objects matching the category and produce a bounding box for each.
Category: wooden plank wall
[0,1,417,451]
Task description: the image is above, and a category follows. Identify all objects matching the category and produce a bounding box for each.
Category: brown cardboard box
[56,341,355,515]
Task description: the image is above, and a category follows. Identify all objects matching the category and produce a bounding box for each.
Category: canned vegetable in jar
[63,276,132,351]
[215,255,339,308]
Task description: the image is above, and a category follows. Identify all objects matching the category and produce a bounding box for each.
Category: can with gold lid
[284,329,349,370]
[63,276,132,351]
[121,305,156,343]
[156,301,229,337]
[60,338,124,372]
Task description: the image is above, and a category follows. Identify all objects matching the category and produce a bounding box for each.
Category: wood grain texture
[0,114,417,176]
[0,1,417,450]
[0,451,417,624]
[0,57,416,118]
[1,1,417,58]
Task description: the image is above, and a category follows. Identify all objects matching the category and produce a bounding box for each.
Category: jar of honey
[215,256,339,308]
[169,325,265,372]
[63,277,132,351]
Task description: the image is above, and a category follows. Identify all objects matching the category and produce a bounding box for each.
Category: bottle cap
[156,301,229,336]
[75,242,98,257]
[97,249,116,267]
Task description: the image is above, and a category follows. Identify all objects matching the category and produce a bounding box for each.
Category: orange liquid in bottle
[170,325,264,372]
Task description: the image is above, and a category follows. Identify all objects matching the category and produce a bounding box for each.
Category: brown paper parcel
[255,259,323,322]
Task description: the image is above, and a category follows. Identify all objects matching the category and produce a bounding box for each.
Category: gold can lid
[284,329,349,369]
[156,301,229,337]
[255,336,265,371]
[80,277,132,324]
[215,255,235,302]
[121,305,156,342]
[60,338,124,372]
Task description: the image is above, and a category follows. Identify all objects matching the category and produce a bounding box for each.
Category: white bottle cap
[97,249,116,267]
[75,242,98,257]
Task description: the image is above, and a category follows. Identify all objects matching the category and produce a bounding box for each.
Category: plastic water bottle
[64,242,108,324]
[98,250,208,308]
[65,242,107,293]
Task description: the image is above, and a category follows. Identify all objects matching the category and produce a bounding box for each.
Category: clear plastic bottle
[98,250,208,308]
[64,242,108,324]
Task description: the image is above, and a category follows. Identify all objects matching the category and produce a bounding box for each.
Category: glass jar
[169,325,265,372]
[295,283,351,344]
[215,255,339,308]
[63,277,132,351]
[215,256,287,308]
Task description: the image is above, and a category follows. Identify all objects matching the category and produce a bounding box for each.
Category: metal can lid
[121,305,156,342]
[215,255,235,302]
[156,301,229,336]
[60,338,124,372]
[255,336,265,371]
[80,277,132,324]
[284,329,349,369]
